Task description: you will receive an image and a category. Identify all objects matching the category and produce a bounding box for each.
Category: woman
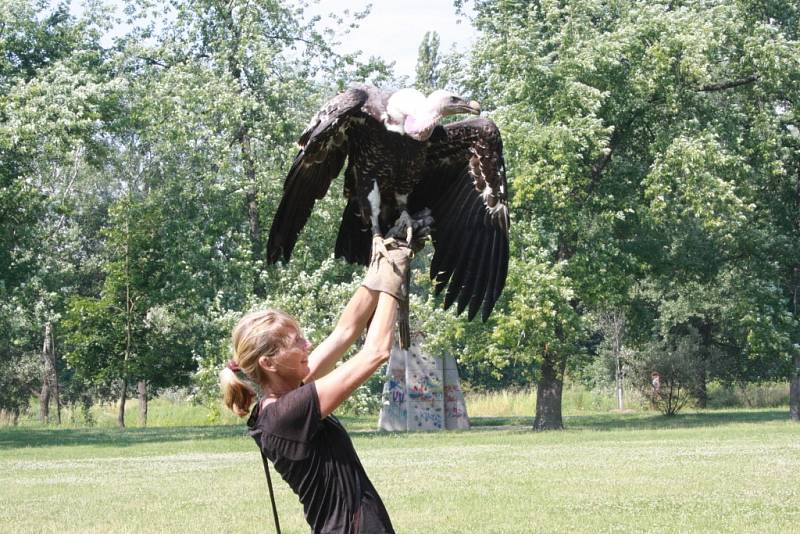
[220,226,427,534]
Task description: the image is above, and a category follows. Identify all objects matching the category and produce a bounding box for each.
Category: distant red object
[651,372,661,393]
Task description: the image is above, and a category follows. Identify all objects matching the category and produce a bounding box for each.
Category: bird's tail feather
[334,199,371,266]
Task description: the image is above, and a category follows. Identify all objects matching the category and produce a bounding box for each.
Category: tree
[0,0,118,420]
[464,0,800,427]
[55,0,392,424]
[598,308,627,410]
[415,31,442,93]
[631,328,707,416]
[39,322,61,424]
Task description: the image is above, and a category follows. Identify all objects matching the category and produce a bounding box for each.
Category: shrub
[630,329,704,416]
[707,381,789,408]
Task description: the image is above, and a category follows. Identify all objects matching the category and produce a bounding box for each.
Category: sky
[65,0,477,80]
[309,0,476,79]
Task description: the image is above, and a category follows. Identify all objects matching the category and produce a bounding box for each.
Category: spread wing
[267,88,372,264]
[409,117,510,321]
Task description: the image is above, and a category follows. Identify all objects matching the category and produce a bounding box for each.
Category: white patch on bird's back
[395,193,408,206]
[384,121,405,134]
[388,89,426,117]
[368,181,381,218]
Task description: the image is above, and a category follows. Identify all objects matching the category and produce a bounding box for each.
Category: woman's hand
[313,236,420,417]
[361,208,433,301]
[360,239,414,301]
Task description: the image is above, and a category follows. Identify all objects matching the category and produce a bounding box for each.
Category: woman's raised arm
[314,289,398,418]
[305,287,378,382]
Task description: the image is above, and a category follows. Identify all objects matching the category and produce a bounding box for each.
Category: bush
[630,329,704,416]
[707,381,789,408]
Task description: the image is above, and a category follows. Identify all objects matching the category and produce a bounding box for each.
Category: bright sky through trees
[312,0,475,78]
[63,0,476,79]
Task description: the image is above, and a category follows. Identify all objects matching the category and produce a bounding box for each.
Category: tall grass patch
[465,383,650,417]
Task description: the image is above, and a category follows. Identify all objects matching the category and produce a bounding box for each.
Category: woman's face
[274,328,312,383]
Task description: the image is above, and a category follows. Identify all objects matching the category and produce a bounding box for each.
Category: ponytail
[220,309,300,417]
[219,367,257,417]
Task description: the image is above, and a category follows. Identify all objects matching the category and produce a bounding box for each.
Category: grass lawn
[1,409,798,533]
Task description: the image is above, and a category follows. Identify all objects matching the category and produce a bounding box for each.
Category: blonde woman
[220,221,428,533]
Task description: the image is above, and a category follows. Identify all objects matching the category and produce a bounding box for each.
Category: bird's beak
[448,98,481,116]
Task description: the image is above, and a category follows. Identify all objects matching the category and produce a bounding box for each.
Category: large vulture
[267,85,510,347]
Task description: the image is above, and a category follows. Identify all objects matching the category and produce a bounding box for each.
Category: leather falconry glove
[361,209,434,301]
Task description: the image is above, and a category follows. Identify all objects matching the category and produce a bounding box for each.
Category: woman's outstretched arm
[314,289,397,418]
[306,214,428,417]
[305,286,378,382]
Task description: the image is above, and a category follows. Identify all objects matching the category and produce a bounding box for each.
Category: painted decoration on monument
[379,339,469,431]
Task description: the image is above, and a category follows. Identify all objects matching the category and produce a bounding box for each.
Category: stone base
[378,340,469,431]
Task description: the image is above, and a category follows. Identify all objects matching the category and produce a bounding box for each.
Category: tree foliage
[414,31,442,93]
[2,0,799,426]
[458,0,800,424]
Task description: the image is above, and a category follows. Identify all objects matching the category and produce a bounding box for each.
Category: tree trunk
[119,224,133,430]
[118,378,127,428]
[604,309,626,411]
[533,237,576,431]
[40,321,60,424]
[694,366,708,408]
[245,177,264,298]
[790,354,799,422]
[240,120,263,298]
[52,332,61,425]
[790,262,799,421]
[533,354,566,431]
[46,322,61,424]
[694,321,711,409]
[39,381,50,424]
[789,172,799,421]
[138,380,148,427]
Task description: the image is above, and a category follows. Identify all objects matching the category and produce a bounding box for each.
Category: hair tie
[226,359,241,373]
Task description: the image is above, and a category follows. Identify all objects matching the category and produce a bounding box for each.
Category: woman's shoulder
[248,382,320,433]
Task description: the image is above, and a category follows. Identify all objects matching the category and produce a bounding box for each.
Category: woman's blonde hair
[219,309,300,417]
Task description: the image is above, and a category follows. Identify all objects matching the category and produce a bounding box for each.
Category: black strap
[353,471,363,534]
[259,449,282,534]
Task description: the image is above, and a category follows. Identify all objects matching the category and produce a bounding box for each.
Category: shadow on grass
[0,424,248,450]
[0,413,380,450]
[1,410,790,449]
[469,409,790,432]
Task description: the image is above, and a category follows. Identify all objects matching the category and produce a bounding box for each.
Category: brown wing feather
[266,89,370,264]
[409,117,510,321]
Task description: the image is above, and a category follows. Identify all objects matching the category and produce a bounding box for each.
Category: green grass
[4,387,622,429]
[7,381,789,429]
[2,409,798,533]
[464,386,649,417]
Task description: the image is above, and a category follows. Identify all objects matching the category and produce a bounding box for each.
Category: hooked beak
[447,98,482,116]
[466,100,481,115]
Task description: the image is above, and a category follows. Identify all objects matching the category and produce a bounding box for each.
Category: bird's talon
[389,211,414,244]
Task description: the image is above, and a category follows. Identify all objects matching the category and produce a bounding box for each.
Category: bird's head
[426,90,481,117]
